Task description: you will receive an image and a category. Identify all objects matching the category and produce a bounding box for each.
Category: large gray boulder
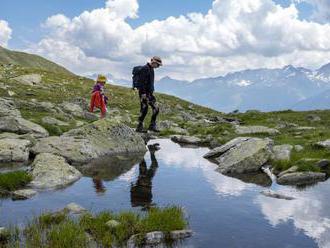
[31,119,147,164]
[272,145,293,161]
[277,172,326,185]
[0,138,31,163]
[235,125,279,135]
[204,137,273,174]
[30,153,82,189]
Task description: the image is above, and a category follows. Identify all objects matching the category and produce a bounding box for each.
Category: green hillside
[0,47,330,175]
[0,46,73,75]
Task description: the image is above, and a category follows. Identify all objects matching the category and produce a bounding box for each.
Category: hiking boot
[136,123,147,133]
[148,124,160,133]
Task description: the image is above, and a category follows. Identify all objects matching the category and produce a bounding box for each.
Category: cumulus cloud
[0,20,12,47]
[29,0,330,80]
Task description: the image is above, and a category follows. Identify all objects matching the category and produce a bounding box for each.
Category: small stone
[296,126,316,131]
[306,114,321,122]
[106,220,120,228]
[272,145,293,161]
[65,203,87,214]
[170,230,193,240]
[316,159,330,170]
[235,125,279,135]
[171,135,202,145]
[12,189,37,200]
[316,140,330,149]
[145,231,165,245]
[278,166,299,178]
[42,117,69,126]
[294,145,304,152]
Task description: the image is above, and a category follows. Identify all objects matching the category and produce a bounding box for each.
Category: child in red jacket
[90,75,109,118]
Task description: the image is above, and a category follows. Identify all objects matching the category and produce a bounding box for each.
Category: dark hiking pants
[138,93,159,126]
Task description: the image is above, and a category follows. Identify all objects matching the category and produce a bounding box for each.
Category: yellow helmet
[97,74,107,83]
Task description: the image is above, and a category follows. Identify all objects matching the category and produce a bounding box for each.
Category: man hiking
[133,56,163,133]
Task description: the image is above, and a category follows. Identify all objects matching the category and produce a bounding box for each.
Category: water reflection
[130,144,160,208]
[92,177,106,194]
[256,182,330,248]
[79,154,144,181]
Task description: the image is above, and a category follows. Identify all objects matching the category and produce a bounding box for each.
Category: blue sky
[0,0,328,80]
[0,0,313,49]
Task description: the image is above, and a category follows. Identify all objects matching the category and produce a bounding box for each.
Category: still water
[1,139,330,248]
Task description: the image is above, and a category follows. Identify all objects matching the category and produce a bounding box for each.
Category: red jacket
[90,91,107,118]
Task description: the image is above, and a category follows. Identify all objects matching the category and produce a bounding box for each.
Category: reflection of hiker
[92,177,106,194]
[132,56,163,133]
[130,144,160,207]
[89,75,109,118]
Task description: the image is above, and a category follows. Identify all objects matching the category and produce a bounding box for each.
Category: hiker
[132,56,163,132]
[89,74,109,118]
[130,143,160,208]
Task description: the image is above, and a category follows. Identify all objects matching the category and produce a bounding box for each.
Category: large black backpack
[132,66,144,89]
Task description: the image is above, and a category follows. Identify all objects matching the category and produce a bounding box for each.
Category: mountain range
[155,63,330,112]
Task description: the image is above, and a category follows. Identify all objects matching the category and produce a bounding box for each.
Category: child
[89,74,109,118]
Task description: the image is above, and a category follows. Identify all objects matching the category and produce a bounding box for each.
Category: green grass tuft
[0,171,32,194]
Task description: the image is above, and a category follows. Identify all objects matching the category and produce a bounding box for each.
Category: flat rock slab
[277,172,326,185]
[235,125,279,135]
[272,144,293,161]
[32,119,147,164]
[0,138,31,163]
[171,135,202,145]
[30,153,82,189]
[12,189,37,200]
[204,137,250,159]
[205,137,273,174]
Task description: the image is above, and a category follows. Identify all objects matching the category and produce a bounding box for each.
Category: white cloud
[29,0,330,80]
[256,183,330,248]
[0,20,12,47]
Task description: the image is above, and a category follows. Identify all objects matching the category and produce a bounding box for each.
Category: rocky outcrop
[0,116,49,138]
[0,138,31,163]
[13,74,42,86]
[204,137,273,174]
[235,125,279,135]
[30,153,82,189]
[0,98,49,138]
[272,145,293,161]
[277,172,326,185]
[278,166,298,178]
[31,119,147,164]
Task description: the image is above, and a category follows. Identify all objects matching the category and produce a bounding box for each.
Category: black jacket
[139,63,155,94]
